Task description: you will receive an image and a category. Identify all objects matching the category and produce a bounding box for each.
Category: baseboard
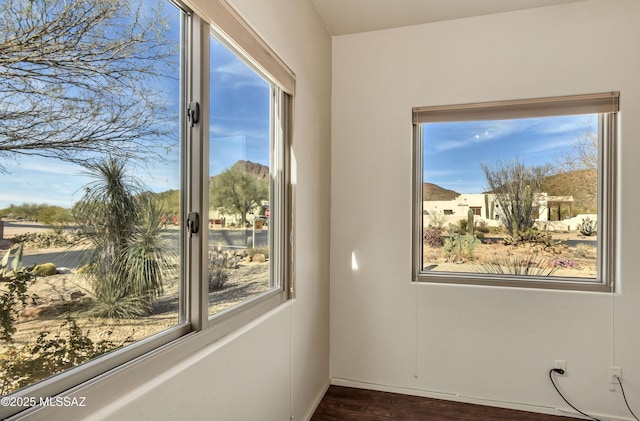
[302,378,331,421]
[330,378,631,421]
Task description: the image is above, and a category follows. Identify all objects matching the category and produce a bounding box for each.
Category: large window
[412,93,618,291]
[0,0,292,417]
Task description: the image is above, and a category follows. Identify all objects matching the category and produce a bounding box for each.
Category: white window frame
[412,92,618,292]
[1,0,293,418]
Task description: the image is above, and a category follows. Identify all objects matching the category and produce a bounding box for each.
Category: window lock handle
[187,212,199,236]
[187,101,200,127]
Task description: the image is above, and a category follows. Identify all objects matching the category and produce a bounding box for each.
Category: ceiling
[312,0,587,35]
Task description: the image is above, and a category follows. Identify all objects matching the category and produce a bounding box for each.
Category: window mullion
[412,123,424,282]
[600,112,617,290]
[187,13,209,331]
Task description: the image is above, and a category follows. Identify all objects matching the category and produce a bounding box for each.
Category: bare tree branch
[555,123,598,173]
[0,0,178,171]
[481,158,550,235]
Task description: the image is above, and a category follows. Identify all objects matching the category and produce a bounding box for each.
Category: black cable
[549,369,601,421]
[616,375,640,421]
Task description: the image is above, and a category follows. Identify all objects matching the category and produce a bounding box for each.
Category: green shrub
[578,217,597,236]
[209,266,229,291]
[504,227,555,249]
[208,250,231,291]
[427,211,445,230]
[455,219,468,235]
[0,316,132,395]
[0,245,34,342]
[488,226,504,235]
[476,220,490,234]
[248,246,269,260]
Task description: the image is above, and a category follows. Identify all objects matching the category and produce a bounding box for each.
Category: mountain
[230,160,269,180]
[423,168,595,214]
[423,183,459,201]
[541,169,596,214]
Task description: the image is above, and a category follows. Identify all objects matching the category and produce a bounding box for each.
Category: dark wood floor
[311,386,580,421]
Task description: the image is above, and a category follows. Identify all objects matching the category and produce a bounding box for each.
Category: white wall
[225,0,333,418]
[11,0,331,420]
[331,0,640,419]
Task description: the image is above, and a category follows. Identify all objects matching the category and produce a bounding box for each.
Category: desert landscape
[423,229,597,279]
[0,220,270,394]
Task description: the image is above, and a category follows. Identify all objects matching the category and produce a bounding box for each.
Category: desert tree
[34,205,73,232]
[481,158,550,236]
[555,122,597,172]
[554,120,598,203]
[0,203,41,220]
[0,0,178,171]
[210,167,268,226]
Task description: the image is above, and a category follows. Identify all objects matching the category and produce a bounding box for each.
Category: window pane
[422,115,599,281]
[208,35,274,317]
[0,0,184,395]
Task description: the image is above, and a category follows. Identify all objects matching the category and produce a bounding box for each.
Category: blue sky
[423,114,597,193]
[0,0,594,210]
[209,35,271,176]
[0,0,271,210]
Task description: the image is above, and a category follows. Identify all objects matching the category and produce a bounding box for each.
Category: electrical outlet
[609,366,621,384]
[555,360,567,374]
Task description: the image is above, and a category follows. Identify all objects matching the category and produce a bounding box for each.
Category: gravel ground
[1,220,270,348]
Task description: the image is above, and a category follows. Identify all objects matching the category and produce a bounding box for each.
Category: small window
[413,93,618,291]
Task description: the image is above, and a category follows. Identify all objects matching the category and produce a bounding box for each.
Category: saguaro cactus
[510,200,519,236]
[484,194,489,219]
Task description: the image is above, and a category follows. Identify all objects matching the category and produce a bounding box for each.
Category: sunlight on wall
[290,147,298,186]
[351,251,359,271]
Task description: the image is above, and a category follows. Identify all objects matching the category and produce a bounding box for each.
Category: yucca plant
[474,254,558,277]
[89,276,151,318]
[73,157,174,317]
[118,198,175,302]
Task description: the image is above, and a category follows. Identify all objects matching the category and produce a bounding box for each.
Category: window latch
[187,101,200,127]
[187,212,199,236]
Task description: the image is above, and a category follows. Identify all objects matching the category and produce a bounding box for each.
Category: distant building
[424,193,592,231]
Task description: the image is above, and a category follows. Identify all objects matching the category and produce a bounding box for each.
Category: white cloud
[211,61,269,90]
[432,120,523,152]
[536,116,595,135]
[7,159,81,177]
